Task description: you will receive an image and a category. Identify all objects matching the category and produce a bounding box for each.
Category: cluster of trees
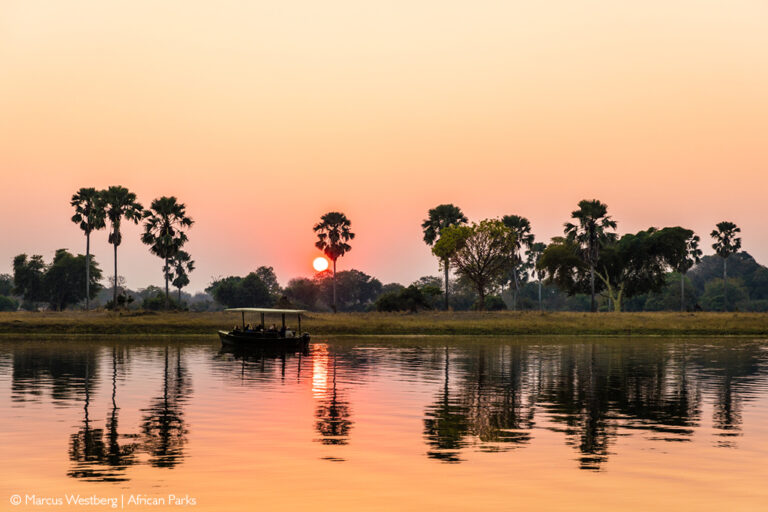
[422,200,754,312]
[9,250,102,311]
[69,187,194,310]
[4,195,768,313]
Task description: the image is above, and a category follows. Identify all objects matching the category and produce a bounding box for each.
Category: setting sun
[312,257,329,272]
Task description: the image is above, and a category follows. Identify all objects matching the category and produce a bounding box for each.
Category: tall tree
[435,220,515,310]
[313,212,355,313]
[528,241,547,311]
[422,204,468,310]
[674,232,702,312]
[141,197,194,309]
[710,221,742,311]
[102,186,143,307]
[70,188,106,311]
[45,249,103,311]
[12,254,47,307]
[501,215,534,310]
[564,199,617,312]
[167,250,195,305]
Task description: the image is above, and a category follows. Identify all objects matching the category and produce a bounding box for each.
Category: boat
[218,307,310,349]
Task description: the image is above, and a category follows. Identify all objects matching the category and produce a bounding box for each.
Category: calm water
[1,336,767,511]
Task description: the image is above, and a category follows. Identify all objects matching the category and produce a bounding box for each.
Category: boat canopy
[224,307,306,314]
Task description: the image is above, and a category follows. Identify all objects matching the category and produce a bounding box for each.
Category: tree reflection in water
[421,340,768,470]
[6,337,767,479]
[313,347,352,447]
[140,346,191,468]
[69,347,138,481]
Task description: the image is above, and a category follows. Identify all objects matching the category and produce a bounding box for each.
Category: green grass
[1,310,768,337]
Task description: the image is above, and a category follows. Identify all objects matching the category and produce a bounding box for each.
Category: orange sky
[1,1,767,292]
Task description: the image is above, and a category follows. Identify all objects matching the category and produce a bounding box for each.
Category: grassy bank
[1,311,768,337]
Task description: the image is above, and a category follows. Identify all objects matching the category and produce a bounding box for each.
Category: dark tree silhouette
[710,221,742,311]
[564,199,617,312]
[313,212,355,313]
[102,186,143,307]
[70,188,106,311]
[141,197,194,309]
[422,204,468,310]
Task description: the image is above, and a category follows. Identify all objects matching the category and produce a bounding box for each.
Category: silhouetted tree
[167,250,195,305]
[71,188,106,311]
[102,186,143,307]
[710,221,742,311]
[501,215,534,310]
[674,232,702,311]
[141,197,194,309]
[564,199,617,312]
[314,212,355,312]
[422,204,468,310]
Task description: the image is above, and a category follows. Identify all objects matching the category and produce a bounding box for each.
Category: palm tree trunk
[85,232,90,311]
[723,258,728,312]
[332,259,337,313]
[444,261,450,311]
[680,273,685,312]
[538,278,542,311]
[164,257,170,310]
[113,242,118,308]
[590,266,596,312]
[513,271,519,311]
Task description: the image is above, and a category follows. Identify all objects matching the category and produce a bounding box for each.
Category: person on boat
[245,323,252,332]
[233,325,240,332]
[268,324,277,332]
[279,325,286,337]
[284,329,294,338]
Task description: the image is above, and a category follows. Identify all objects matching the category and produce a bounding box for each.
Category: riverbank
[1,311,768,337]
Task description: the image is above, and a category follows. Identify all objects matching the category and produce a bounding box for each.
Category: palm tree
[141,197,194,309]
[422,204,468,310]
[314,212,355,313]
[102,186,143,307]
[564,199,617,312]
[501,215,534,311]
[70,188,106,311]
[675,233,702,312]
[528,241,547,311]
[168,251,195,305]
[710,221,741,311]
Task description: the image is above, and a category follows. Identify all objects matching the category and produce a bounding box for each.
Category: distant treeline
[1,196,765,313]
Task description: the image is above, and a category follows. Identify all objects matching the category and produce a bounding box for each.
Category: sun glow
[313,257,329,272]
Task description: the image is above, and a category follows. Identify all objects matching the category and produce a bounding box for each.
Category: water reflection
[313,349,352,447]
[140,346,191,468]
[1,336,767,483]
[69,347,138,481]
[418,341,768,470]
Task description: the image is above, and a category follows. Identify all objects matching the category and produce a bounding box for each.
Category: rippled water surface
[1,336,767,511]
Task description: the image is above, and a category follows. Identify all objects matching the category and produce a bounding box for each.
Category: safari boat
[218,307,310,349]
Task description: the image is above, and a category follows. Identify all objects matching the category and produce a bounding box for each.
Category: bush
[699,278,750,312]
[375,285,432,312]
[0,295,19,312]
[141,292,179,311]
[105,292,135,311]
[484,295,507,311]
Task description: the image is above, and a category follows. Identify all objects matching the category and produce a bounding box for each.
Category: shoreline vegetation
[1,311,768,337]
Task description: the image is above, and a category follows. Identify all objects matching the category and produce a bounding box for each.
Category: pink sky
[1,1,767,292]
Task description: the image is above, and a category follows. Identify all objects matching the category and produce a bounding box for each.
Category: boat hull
[218,330,310,350]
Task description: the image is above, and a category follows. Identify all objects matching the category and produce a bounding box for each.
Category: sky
[1,0,767,293]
